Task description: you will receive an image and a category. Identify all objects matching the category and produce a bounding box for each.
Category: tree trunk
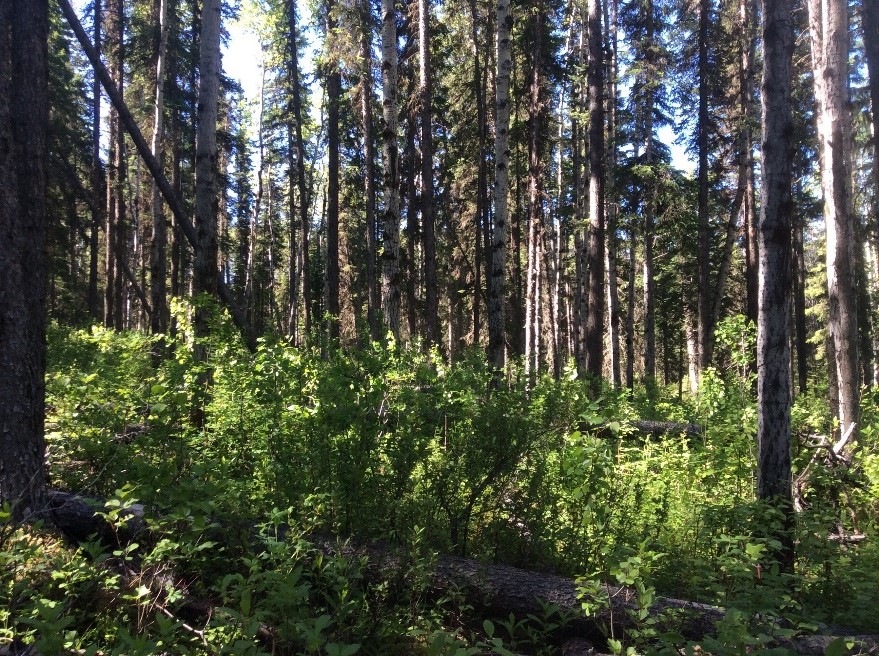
[420,0,439,348]
[625,224,635,389]
[808,0,859,441]
[864,0,879,262]
[361,0,379,343]
[0,0,49,520]
[488,0,513,369]
[104,0,123,330]
[793,175,809,394]
[696,0,711,369]
[288,0,310,341]
[525,4,546,381]
[584,0,605,387]
[325,2,341,342]
[381,0,402,341]
[757,0,795,570]
[605,0,621,387]
[150,0,170,336]
[193,0,222,352]
[88,0,101,322]
[642,0,656,393]
[469,0,489,349]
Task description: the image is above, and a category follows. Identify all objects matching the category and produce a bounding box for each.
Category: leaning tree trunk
[808,0,859,441]
[0,0,49,521]
[381,0,401,341]
[488,0,513,370]
[757,0,795,571]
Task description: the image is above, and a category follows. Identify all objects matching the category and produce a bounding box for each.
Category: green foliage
[6,320,879,653]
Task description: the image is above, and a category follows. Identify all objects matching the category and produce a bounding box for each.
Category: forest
[2,0,879,652]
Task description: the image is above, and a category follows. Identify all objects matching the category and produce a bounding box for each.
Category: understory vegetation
[3,315,879,654]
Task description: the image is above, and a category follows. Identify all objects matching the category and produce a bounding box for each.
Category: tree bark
[757,0,795,569]
[193,0,222,347]
[584,0,605,387]
[605,0,621,388]
[488,0,513,369]
[104,0,124,330]
[696,0,711,369]
[808,0,859,441]
[381,0,402,341]
[642,0,656,394]
[325,2,341,342]
[88,0,102,322]
[361,0,379,343]
[0,0,49,520]
[150,0,170,336]
[288,0,310,341]
[864,0,879,260]
[420,0,439,348]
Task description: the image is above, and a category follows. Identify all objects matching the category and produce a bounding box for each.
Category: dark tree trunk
[361,0,379,342]
[525,3,546,380]
[757,0,795,570]
[584,0,605,387]
[104,0,123,330]
[88,0,102,321]
[864,0,879,258]
[420,0,439,348]
[697,0,712,369]
[488,0,512,369]
[606,0,621,387]
[469,0,488,348]
[381,0,402,340]
[642,0,656,393]
[0,0,49,520]
[150,0,170,336]
[325,2,341,342]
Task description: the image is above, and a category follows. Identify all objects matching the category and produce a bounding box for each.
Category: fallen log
[44,491,879,655]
